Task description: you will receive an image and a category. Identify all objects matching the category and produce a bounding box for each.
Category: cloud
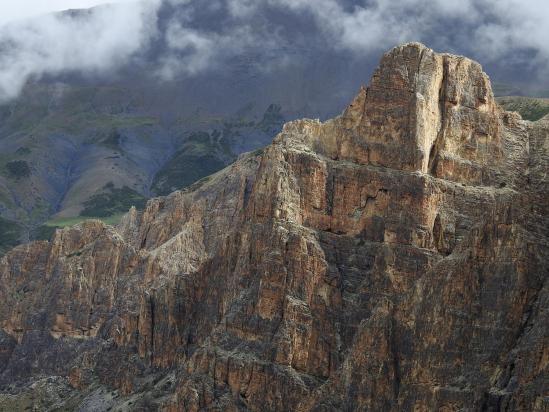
[154,0,287,81]
[0,1,134,26]
[261,0,476,52]
[259,0,549,85]
[1,0,549,102]
[161,0,549,80]
[156,20,254,79]
[0,0,161,102]
[474,1,549,62]
[275,0,549,62]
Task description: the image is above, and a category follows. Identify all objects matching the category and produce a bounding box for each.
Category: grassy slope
[80,183,147,217]
[0,217,22,255]
[33,213,126,241]
[152,131,232,196]
[0,87,284,251]
[0,85,160,247]
[497,96,549,121]
[33,182,147,241]
[152,106,284,196]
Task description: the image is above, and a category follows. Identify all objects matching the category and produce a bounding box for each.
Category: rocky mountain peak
[0,44,547,411]
[281,42,514,187]
[338,42,499,177]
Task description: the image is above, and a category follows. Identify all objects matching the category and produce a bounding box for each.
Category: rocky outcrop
[0,43,547,411]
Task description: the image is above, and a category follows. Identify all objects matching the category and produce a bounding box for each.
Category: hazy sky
[0,0,136,25]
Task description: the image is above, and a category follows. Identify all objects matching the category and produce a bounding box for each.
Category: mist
[0,0,161,102]
[1,0,549,102]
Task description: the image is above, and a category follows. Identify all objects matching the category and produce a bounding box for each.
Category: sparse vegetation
[184,175,213,193]
[153,152,226,196]
[33,225,58,241]
[33,213,127,241]
[497,96,549,121]
[257,103,284,134]
[101,128,122,151]
[15,146,31,156]
[5,160,31,179]
[251,148,264,157]
[0,217,22,255]
[152,132,232,195]
[80,183,147,217]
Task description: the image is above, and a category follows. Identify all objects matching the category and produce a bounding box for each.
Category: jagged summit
[283,42,514,187]
[0,44,547,411]
[358,41,500,178]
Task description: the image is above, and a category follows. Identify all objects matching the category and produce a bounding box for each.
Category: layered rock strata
[0,43,547,411]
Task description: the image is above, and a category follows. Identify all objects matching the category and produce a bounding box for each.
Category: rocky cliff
[0,43,547,411]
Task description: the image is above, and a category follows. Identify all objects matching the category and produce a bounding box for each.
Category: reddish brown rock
[0,43,547,411]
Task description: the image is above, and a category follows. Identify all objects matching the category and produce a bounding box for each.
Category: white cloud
[0,0,141,26]
[261,0,549,80]
[0,0,161,102]
[1,0,549,102]
[474,1,549,63]
[157,23,218,78]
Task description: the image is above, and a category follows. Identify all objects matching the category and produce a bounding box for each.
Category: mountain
[0,81,287,251]
[0,43,547,411]
[0,2,382,253]
[3,0,549,256]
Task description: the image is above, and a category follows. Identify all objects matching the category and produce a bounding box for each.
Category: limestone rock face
[0,43,547,411]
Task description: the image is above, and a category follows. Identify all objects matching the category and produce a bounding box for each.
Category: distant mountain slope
[0,2,378,252]
[0,81,288,250]
[497,96,549,121]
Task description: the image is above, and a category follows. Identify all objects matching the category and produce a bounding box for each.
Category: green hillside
[497,96,549,121]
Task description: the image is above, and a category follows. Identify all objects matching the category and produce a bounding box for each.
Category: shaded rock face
[0,43,547,411]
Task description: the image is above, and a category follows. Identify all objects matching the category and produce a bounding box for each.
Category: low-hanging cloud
[266,0,549,62]
[0,0,161,102]
[161,0,549,88]
[1,0,549,102]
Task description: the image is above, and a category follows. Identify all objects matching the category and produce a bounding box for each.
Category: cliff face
[0,43,547,411]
